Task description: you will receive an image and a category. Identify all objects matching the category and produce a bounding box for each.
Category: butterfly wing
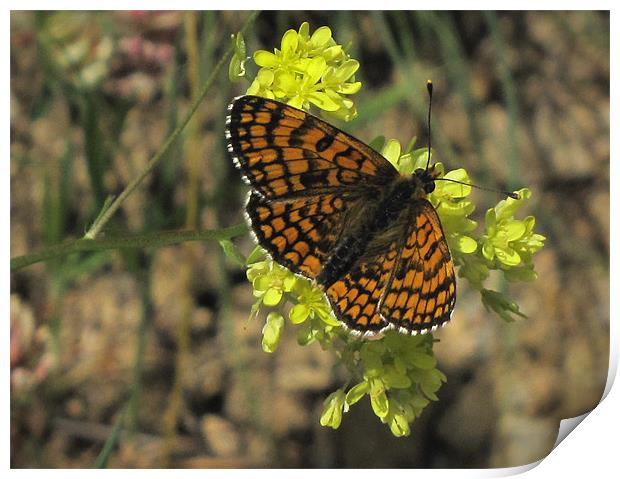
[226,95,398,200]
[324,235,404,332]
[246,190,366,278]
[227,95,398,280]
[379,200,456,334]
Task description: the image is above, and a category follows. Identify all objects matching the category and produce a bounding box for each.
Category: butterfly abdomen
[317,233,367,288]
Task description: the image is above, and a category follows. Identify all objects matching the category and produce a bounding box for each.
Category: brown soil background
[10,11,609,468]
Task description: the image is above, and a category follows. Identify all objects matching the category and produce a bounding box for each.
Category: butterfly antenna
[425,80,433,171]
[434,177,519,199]
[424,79,518,200]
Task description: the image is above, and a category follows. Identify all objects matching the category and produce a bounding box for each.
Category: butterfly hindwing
[379,200,456,333]
[325,240,401,332]
[246,190,367,279]
[324,199,456,335]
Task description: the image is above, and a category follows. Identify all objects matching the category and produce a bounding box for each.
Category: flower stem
[10,224,249,272]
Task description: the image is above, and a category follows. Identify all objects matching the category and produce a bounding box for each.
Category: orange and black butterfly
[225,94,456,335]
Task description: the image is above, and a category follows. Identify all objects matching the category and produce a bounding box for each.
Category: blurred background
[10,11,609,468]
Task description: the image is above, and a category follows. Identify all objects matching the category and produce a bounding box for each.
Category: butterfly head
[413,164,440,195]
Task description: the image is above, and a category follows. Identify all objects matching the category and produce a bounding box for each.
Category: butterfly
[225,95,456,335]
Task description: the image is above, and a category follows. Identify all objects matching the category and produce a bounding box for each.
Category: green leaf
[228,32,247,82]
[345,381,369,406]
[383,367,413,389]
[408,350,437,370]
[481,289,528,322]
[262,312,284,353]
[368,135,386,152]
[320,389,345,429]
[388,412,411,437]
[369,378,389,419]
[504,265,538,282]
[382,139,401,167]
[218,239,246,266]
[246,245,266,265]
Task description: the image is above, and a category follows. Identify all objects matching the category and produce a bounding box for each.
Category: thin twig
[94,405,129,468]
[10,224,249,272]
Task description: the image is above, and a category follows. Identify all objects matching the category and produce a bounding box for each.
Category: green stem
[83,11,260,240]
[11,224,249,272]
[126,265,152,438]
[94,404,129,468]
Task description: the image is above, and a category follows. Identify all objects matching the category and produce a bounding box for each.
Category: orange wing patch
[379,200,456,333]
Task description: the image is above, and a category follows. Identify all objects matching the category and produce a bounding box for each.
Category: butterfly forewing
[226,95,399,200]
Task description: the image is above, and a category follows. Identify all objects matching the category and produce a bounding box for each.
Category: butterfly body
[226,95,456,335]
[316,171,437,288]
